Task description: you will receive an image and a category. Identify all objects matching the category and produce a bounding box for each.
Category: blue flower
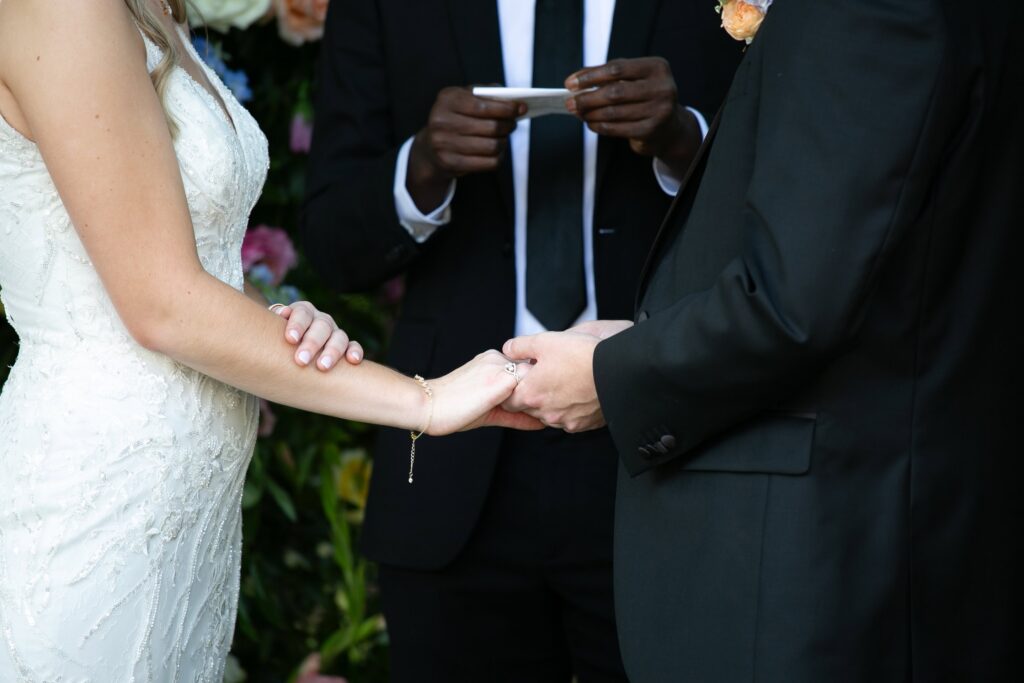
[191,36,252,104]
[221,68,253,104]
[276,286,302,305]
[248,263,274,286]
[192,36,227,74]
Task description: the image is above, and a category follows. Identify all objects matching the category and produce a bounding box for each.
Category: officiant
[302,1,738,679]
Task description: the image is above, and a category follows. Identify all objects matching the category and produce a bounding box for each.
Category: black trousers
[378,428,627,683]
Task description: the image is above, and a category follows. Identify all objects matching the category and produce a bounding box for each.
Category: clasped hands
[273,301,633,436]
[394,319,635,437]
[498,320,634,433]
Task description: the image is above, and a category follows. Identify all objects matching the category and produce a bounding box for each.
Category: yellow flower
[335,449,372,511]
[721,0,767,44]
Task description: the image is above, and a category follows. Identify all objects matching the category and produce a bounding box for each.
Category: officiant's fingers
[433,132,508,157]
[566,57,667,91]
[435,113,517,138]
[585,119,659,140]
[447,91,524,120]
[569,81,650,116]
[576,101,652,124]
[437,152,505,176]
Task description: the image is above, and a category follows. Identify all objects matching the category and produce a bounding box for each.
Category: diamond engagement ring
[504,362,522,384]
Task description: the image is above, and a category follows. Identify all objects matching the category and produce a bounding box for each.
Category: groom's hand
[567,319,634,340]
[501,332,605,433]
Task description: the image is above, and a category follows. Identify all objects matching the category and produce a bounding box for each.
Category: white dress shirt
[393,0,707,336]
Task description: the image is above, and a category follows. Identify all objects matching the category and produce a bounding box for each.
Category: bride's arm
[1,0,530,434]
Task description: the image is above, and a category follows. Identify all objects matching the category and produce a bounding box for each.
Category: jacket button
[637,310,650,322]
[660,434,677,450]
[638,446,653,459]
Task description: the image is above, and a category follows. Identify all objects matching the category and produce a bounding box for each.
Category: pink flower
[290,113,314,154]
[275,0,329,46]
[296,653,348,683]
[381,275,405,305]
[241,225,298,286]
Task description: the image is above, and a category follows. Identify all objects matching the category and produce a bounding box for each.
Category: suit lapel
[634,106,723,311]
[446,0,514,223]
[595,0,663,194]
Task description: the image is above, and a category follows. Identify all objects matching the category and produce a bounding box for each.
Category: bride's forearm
[142,271,429,431]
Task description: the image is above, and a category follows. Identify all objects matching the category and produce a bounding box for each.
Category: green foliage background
[0,19,393,683]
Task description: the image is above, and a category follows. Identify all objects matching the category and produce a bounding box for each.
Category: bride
[0,0,536,679]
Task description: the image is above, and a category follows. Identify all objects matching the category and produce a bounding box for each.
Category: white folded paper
[472,87,574,119]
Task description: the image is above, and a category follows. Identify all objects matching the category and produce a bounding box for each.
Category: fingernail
[566,76,579,90]
[298,350,311,365]
[351,351,362,361]
[288,330,300,342]
[320,356,334,369]
[566,98,577,114]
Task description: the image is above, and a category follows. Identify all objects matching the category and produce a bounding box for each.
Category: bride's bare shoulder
[0,0,146,82]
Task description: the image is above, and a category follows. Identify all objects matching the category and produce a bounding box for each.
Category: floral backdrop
[0,2,395,681]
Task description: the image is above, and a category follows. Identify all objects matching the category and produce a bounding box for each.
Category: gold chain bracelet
[408,375,434,484]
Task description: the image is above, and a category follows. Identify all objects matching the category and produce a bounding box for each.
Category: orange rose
[721,0,766,44]
[275,0,329,46]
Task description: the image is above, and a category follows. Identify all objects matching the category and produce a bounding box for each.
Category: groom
[504,0,1023,680]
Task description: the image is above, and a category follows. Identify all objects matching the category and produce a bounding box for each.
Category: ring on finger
[504,362,522,384]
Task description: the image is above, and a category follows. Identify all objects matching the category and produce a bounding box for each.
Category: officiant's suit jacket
[592,0,1023,680]
[301,0,740,570]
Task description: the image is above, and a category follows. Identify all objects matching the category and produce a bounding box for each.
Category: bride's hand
[426,351,544,436]
[271,301,365,371]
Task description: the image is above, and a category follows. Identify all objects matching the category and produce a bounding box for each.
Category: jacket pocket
[679,412,815,475]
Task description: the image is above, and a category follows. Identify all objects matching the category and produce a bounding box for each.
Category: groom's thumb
[503,335,538,361]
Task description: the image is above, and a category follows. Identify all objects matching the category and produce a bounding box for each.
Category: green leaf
[265,478,297,523]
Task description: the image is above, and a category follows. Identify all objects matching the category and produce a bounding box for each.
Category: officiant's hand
[271,301,365,371]
[565,57,701,177]
[427,351,544,435]
[407,87,527,212]
[501,332,606,433]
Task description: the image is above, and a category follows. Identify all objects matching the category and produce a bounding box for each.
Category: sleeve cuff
[393,136,456,243]
[652,106,710,197]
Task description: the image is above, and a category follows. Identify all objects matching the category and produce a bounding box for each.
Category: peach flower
[720,0,771,44]
[275,0,330,46]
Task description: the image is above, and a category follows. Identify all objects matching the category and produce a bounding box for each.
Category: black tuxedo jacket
[593,0,1023,680]
[302,0,739,569]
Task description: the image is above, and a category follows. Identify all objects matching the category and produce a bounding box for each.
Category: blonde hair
[123,0,189,135]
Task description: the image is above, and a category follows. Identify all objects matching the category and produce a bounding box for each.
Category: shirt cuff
[652,106,710,197]
[393,136,456,243]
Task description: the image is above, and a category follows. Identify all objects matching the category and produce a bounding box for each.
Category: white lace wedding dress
[0,26,269,682]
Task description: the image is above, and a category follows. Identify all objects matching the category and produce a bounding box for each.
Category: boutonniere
[716,0,773,44]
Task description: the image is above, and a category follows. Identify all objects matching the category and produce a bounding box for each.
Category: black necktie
[526,0,585,331]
